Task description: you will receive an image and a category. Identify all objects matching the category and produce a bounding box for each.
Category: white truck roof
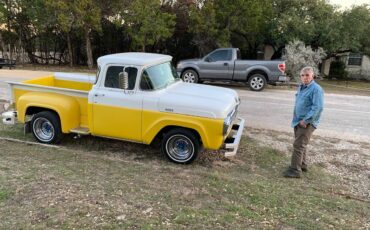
[97,52,172,67]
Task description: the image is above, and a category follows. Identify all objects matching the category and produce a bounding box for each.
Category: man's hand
[299,120,307,128]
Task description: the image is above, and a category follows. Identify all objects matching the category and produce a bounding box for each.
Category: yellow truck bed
[9,73,95,131]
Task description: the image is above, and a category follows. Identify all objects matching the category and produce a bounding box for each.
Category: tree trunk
[45,36,49,64]
[85,28,93,69]
[0,33,5,57]
[67,33,73,67]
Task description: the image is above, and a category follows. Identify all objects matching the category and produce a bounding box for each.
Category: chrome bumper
[223,117,245,157]
[2,111,17,125]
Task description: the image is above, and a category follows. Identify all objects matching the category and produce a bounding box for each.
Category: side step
[70,127,90,135]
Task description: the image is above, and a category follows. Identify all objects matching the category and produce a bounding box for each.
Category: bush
[282,40,326,82]
[329,60,348,80]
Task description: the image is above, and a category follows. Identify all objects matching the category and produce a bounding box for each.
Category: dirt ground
[247,128,370,202]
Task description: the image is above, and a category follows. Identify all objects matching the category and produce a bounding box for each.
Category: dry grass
[0,122,369,229]
[316,79,370,96]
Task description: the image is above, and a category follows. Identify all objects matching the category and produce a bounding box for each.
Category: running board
[70,127,90,135]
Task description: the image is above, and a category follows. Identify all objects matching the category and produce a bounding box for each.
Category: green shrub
[329,61,348,80]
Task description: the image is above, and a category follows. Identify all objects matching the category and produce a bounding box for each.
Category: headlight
[223,116,232,135]
[176,63,182,69]
[223,106,238,135]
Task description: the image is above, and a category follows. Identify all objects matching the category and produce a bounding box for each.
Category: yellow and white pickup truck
[2,53,244,163]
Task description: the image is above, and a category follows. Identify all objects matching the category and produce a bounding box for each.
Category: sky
[329,0,370,9]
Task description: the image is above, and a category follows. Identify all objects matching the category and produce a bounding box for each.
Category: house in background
[322,53,370,80]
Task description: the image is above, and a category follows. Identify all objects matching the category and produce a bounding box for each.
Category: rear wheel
[248,73,266,91]
[181,69,199,83]
[31,111,63,144]
[161,128,201,164]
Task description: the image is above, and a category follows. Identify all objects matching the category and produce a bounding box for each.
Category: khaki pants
[291,125,315,170]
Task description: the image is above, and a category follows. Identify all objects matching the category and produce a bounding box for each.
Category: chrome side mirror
[118,71,129,90]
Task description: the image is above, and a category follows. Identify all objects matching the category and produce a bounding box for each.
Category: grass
[314,79,370,96]
[0,123,369,229]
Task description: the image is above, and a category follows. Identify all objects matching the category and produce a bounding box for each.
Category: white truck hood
[157,82,239,119]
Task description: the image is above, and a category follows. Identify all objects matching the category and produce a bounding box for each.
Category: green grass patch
[0,189,10,201]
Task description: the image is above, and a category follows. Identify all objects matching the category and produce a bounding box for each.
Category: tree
[215,0,272,58]
[282,40,326,82]
[0,0,19,61]
[189,0,225,55]
[265,0,342,58]
[341,5,370,56]
[45,0,101,69]
[189,0,272,57]
[125,0,175,52]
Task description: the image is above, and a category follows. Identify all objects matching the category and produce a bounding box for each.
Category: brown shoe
[283,168,301,178]
[301,164,308,172]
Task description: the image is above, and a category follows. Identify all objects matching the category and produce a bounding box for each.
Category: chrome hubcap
[183,72,195,83]
[33,117,55,141]
[250,77,264,90]
[166,135,194,162]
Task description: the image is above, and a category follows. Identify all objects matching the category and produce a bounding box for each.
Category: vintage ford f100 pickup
[2,53,244,163]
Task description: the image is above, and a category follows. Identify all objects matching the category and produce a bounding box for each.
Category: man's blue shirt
[292,80,324,128]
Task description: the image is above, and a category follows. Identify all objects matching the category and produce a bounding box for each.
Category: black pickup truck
[0,58,16,69]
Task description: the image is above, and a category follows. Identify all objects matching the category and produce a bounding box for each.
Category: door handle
[94,93,105,97]
[224,63,228,66]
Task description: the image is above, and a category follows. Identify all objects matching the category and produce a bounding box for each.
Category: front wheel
[248,74,266,91]
[161,128,201,164]
[31,111,63,144]
[181,69,199,83]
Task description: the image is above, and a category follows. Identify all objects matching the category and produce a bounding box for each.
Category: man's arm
[303,88,324,124]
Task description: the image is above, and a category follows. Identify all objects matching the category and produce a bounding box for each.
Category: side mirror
[204,57,210,62]
[118,71,129,90]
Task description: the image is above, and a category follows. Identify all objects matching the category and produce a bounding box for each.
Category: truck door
[91,65,143,142]
[198,49,234,80]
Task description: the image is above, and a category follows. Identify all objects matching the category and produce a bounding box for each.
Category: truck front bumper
[2,111,17,125]
[223,117,245,157]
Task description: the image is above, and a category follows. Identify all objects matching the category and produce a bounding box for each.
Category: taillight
[278,63,285,73]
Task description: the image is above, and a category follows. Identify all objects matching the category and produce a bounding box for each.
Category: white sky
[329,0,370,9]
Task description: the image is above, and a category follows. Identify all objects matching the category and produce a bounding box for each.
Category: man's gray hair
[300,66,314,74]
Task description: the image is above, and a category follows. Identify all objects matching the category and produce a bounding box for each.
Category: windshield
[140,62,180,90]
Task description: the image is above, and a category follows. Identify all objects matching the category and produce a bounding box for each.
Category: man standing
[284,66,324,178]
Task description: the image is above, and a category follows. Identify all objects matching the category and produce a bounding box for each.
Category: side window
[104,66,137,90]
[208,50,231,62]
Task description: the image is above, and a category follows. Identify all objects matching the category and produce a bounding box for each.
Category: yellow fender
[17,92,80,133]
[142,111,224,150]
